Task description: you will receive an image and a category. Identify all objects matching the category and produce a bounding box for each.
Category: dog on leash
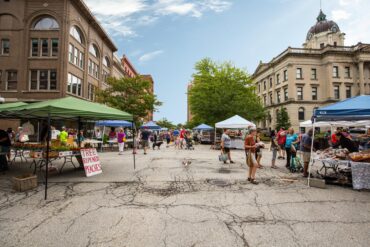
[152,141,163,150]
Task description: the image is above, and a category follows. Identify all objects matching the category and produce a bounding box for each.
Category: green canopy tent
[0,97,133,200]
[0,102,28,116]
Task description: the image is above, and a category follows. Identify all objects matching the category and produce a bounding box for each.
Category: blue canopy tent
[308,95,370,186]
[314,95,370,121]
[193,123,214,131]
[140,121,161,130]
[95,120,132,127]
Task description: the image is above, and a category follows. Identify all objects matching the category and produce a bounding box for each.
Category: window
[276,74,280,84]
[346,86,351,98]
[269,78,272,87]
[0,70,2,83]
[283,70,288,81]
[89,44,99,58]
[298,107,305,121]
[51,39,58,57]
[269,93,273,105]
[311,68,317,80]
[67,73,82,96]
[33,17,59,30]
[320,43,325,48]
[312,87,317,100]
[74,47,79,65]
[1,39,9,55]
[344,67,351,78]
[284,88,288,101]
[296,68,303,79]
[258,83,260,93]
[88,83,96,101]
[334,42,337,47]
[297,87,303,100]
[41,39,48,56]
[102,70,109,82]
[30,70,57,90]
[68,44,73,63]
[276,90,281,103]
[70,26,84,44]
[31,39,39,57]
[88,59,99,79]
[6,70,17,90]
[333,66,339,78]
[263,95,266,106]
[334,85,340,99]
[103,56,110,67]
[79,51,84,68]
[263,80,266,91]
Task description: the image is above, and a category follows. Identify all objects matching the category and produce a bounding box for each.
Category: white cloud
[331,10,351,21]
[84,0,232,38]
[84,0,146,16]
[139,50,164,62]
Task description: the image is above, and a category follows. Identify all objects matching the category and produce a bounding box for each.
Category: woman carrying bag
[285,127,299,171]
[220,129,234,164]
[245,128,259,184]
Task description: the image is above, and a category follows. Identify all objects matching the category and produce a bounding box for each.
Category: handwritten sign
[80,148,102,177]
[59,151,73,157]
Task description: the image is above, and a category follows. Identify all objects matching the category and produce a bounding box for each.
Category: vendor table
[84,139,103,148]
[10,149,29,166]
[312,158,351,177]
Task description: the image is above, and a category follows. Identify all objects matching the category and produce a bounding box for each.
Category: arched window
[70,26,84,44]
[298,107,305,121]
[89,44,99,58]
[33,16,59,30]
[103,56,110,67]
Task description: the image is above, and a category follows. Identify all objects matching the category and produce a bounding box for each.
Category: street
[0,145,369,247]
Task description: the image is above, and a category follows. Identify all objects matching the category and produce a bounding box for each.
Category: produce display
[349,150,370,162]
[315,148,349,160]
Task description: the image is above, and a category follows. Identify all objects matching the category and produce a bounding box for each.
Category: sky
[84,0,370,124]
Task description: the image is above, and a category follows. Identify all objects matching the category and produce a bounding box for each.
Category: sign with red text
[80,148,102,177]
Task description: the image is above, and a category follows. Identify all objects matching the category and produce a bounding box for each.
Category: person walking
[0,129,11,171]
[221,129,234,164]
[277,128,286,159]
[285,128,299,170]
[300,129,313,177]
[117,128,126,155]
[140,127,150,155]
[165,131,171,148]
[270,130,279,169]
[245,128,259,184]
[255,130,264,168]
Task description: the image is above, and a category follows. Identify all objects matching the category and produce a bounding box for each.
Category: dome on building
[306,10,340,41]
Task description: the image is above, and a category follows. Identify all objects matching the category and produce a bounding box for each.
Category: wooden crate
[12,174,37,192]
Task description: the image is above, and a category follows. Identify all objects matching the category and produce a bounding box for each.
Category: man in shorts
[140,127,150,155]
[300,129,313,177]
[221,129,234,164]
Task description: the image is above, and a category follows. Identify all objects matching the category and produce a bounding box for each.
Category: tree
[275,107,291,130]
[96,76,162,125]
[156,118,175,129]
[188,58,265,126]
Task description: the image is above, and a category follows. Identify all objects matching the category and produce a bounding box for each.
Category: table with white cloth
[83,139,103,148]
[312,157,351,177]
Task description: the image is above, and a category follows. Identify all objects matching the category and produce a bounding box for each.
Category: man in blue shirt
[300,129,313,177]
[284,127,299,169]
[140,127,151,155]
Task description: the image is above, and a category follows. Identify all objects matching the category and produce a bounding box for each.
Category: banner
[80,148,102,177]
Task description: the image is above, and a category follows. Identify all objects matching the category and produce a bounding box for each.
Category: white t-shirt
[221,133,231,148]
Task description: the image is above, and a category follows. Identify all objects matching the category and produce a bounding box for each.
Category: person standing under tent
[108,127,116,150]
[270,130,279,169]
[95,128,102,150]
[277,128,287,159]
[0,128,11,171]
[59,127,68,146]
[300,129,313,177]
[140,127,150,155]
[285,127,299,170]
[117,128,126,155]
[245,128,259,184]
[221,129,234,164]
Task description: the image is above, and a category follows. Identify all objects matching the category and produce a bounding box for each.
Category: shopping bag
[219,153,228,162]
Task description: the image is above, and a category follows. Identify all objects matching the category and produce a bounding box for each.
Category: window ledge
[296,78,304,80]
[311,78,318,81]
[0,54,10,57]
[22,90,60,93]
[0,90,17,93]
[28,57,58,60]
[68,62,84,71]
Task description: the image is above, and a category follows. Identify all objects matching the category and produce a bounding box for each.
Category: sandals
[250,179,259,185]
[271,165,278,169]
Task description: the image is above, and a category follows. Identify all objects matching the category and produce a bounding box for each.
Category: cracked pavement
[0,145,369,247]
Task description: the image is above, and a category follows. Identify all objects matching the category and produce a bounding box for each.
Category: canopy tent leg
[214,125,216,149]
[101,126,105,153]
[132,121,136,170]
[77,117,81,148]
[308,119,316,187]
[44,113,51,200]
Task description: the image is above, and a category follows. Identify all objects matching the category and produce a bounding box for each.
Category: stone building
[0,0,118,103]
[252,10,370,132]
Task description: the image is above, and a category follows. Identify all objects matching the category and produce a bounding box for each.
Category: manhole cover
[218,168,231,174]
[207,179,230,187]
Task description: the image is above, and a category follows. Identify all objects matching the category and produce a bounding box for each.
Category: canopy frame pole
[44,113,51,200]
[308,119,316,187]
[77,117,81,148]
[101,126,105,153]
[214,125,216,149]
[132,120,136,170]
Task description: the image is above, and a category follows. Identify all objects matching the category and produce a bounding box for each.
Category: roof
[1,97,132,120]
[193,124,213,130]
[74,0,117,51]
[140,121,161,130]
[121,55,139,77]
[314,95,370,121]
[306,10,340,41]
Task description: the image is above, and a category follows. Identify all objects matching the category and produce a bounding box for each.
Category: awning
[193,123,214,131]
[95,120,132,127]
[140,121,161,130]
[215,115,255,129]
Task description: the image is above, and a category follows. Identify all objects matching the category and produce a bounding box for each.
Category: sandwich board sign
[80,148,102,177]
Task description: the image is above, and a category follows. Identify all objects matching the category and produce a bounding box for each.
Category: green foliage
[188,58,265,127]
[156,118,175,129]
[96,76,162,125]
[276,107,291,130]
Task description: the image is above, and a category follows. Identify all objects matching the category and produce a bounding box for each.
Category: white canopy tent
[300,120,370,128]
[215,115,255,129]
[215,115,255,149]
